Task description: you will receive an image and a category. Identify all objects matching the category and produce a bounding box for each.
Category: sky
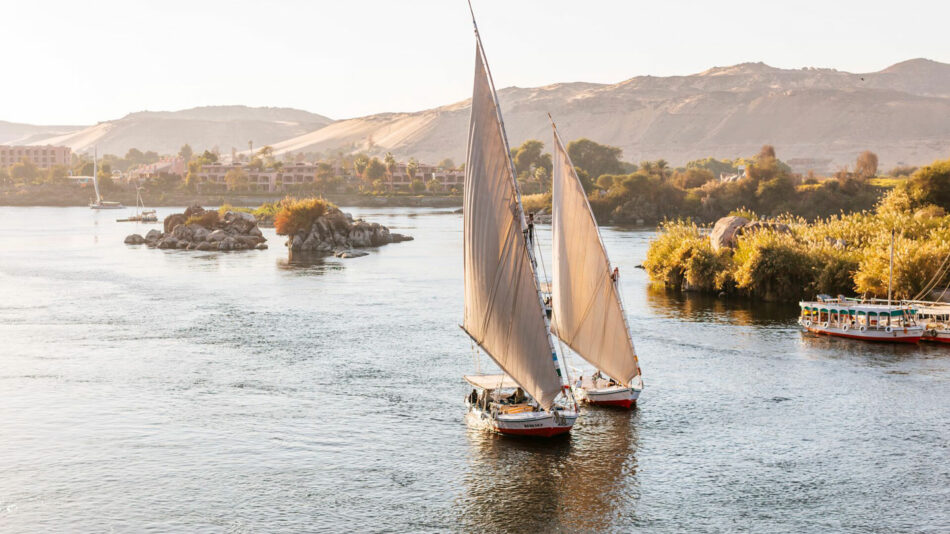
[3,0,949,125]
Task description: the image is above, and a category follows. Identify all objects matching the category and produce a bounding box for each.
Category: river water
[0,206,947,533]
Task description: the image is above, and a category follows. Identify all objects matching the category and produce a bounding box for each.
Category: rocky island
[277,199,412,258]
[124,198,413,258]
[124,204,268,251]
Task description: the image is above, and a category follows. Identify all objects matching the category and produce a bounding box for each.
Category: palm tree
[407,157,418,183]
[384,152,397,192]
[354,155,369,191]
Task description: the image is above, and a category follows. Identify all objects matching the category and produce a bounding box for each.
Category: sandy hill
[267,58,950,170]
[27,106,333,156]
[0,121,84,146]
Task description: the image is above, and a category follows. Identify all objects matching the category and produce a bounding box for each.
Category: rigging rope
[911,244,950,301]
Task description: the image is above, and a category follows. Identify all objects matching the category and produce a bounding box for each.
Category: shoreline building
[196,160,463,193]
[196,162,350,193]
[0,145,71,169]
[127,156,186,183]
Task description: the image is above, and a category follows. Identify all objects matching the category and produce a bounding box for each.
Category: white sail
[92,147,102,203]
[550,124,641,386]
[463,40,563,411]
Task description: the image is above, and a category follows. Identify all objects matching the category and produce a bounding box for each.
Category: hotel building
[0,145,71,169]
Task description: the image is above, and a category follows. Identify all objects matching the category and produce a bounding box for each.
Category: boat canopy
[550,123,640,387]
[462,37,562,411]
[464,374,520,390]
[800,303,916,316]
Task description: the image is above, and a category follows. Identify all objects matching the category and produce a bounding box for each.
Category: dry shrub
[185,210,219,228]
[274,197,333,236]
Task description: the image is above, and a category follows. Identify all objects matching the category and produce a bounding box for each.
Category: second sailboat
[549,119,644,409]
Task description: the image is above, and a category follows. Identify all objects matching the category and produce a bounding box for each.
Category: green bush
[643,220,706,288]
[732,230,815,301]
[645,186,950,302]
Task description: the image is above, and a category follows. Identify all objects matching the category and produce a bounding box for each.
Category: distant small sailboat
[461,9,578,437]
[548,118,643,409]
[117,188,157,222]
[89,147,124,210]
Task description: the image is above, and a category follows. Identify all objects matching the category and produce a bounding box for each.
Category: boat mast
[888,228,894,306]
[466,1,575,409]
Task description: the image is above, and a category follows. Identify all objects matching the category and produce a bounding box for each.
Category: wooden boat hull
[468,404,577,437]
[803,324,922,344]
[921,329,950,343]
[576,385,640,409]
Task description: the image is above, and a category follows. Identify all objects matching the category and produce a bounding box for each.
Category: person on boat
[510,387,526,404]
[524,212,536,247]
[611,266,619,283]
[468,389,478,406]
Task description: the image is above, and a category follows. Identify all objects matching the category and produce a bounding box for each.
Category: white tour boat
[548,119,644,409]
[460,11,578,438]
[88,147,124,210]
[798,295,923,343]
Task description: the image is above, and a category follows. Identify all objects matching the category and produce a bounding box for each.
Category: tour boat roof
[464,374,520,390]
[800,301,916,315]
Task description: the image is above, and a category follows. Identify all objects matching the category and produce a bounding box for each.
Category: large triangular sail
[550,123,641,386]
[462,36,563,411]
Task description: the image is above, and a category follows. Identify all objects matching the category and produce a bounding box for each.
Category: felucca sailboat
[549,119,644,408]
[88,147,124,210]
[461,14,578,437]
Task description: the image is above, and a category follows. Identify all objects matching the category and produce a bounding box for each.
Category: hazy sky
[4,0,948,125]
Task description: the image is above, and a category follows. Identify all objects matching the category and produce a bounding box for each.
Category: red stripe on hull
[495,426,573,438]
[588,398,635,409]
[806,327,920,344]
[922,336,950,344]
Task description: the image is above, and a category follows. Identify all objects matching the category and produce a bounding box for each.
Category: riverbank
[644,188,950,302]
[0,184,462,208]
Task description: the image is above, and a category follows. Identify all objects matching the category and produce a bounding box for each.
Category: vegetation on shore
[514,141,892,224]
[0,137,920,225]
[643,159,950,302]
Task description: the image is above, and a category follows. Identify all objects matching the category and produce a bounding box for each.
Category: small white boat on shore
[117,188,157,222]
